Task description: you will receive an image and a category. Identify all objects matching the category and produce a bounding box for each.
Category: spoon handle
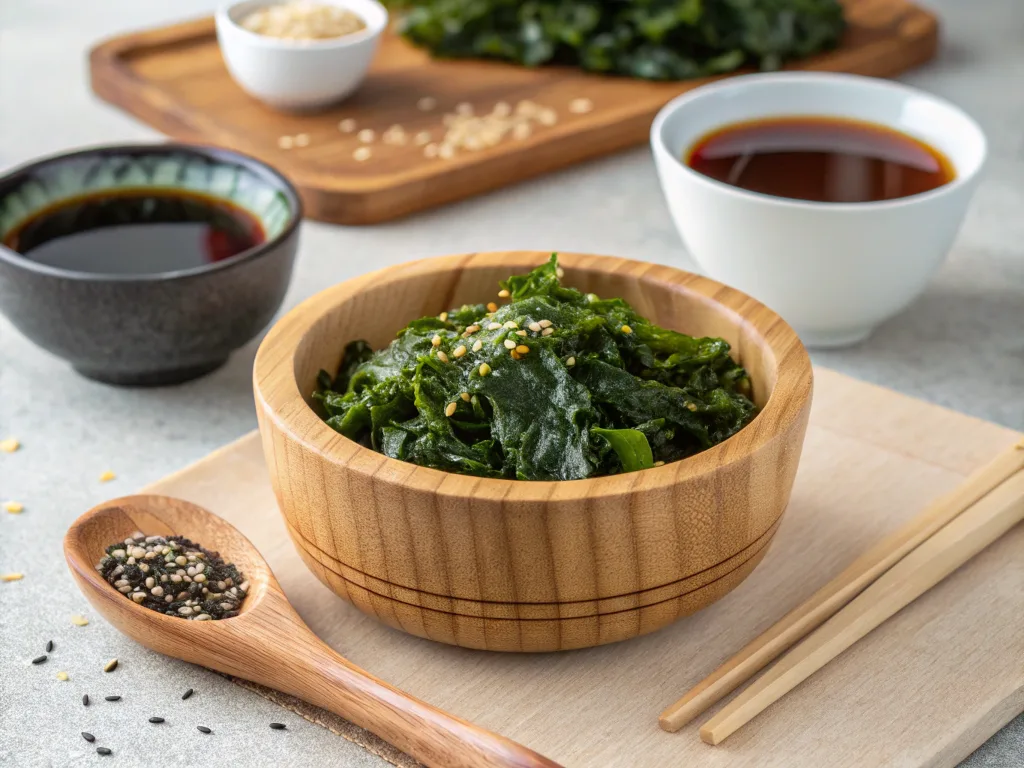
[228,602,560,768]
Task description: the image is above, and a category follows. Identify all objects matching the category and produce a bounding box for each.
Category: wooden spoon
[64,494,561,768]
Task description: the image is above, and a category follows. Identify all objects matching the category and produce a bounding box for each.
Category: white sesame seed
[515,330,527,337]
[486,302,498,312]
[528,322,542,332]
[418,96,437,112]
[437,351,449,363]
[460,392,471,402]
[621,325,633,334]
[503,321,518,329]
[504,339,517,349]
[439,312,448,322]
[566,357,576,367]
[478,363,491,376]
[357,129,376,143]
[277,135,294,150]
[466,324,480,333]
[431,334,442,347]
[445,402,457,417]
[414,131,432,146]
[424,143,439,159]
[455,102,473,115]
[472,340,483,352]
[453,345,467,358]
[569,97,593,114]
[539,319,553,328]
[538,108,557,126]
[515,344,530,354]
[542,327,554,336]
[512,123,532,140]
[294,133,310,147]
[339,118,357,133]
[487,322,501,331]
[497,289,510,298]
[438,144,455,160]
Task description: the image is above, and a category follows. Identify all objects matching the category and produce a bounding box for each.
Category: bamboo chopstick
[659,438,1024,733]
[700,465,1024,744]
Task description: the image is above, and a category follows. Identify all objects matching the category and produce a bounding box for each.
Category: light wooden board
[90,0,939,225]
[145,368,1024,767]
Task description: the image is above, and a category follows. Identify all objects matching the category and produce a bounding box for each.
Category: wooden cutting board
[90,0,938,225]
[143,368,1024,768]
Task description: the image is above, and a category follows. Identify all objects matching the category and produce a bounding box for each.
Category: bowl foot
[73,358,228,387]
[799,326,874,349]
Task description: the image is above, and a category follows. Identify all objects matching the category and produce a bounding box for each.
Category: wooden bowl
[253,252,813,652]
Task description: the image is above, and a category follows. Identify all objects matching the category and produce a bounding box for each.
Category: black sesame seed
[45,640,54,653]
[269,722,286,730]
[182,688,194,700]
[31,655,47,665]
[81,732,95,743]
[96,747,112,756]
[82,694,90,706]
[148,716,165,724]
[196,726,212,734]
[104,695,121,702]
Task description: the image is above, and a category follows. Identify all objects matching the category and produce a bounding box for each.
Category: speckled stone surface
[1,0,1022,766]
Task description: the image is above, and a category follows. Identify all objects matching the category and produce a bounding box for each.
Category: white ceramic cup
[651,72,987,348]
[216,0,388,112]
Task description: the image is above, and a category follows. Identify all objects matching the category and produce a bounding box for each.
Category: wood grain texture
[63,495,561,768]
[145,368,1024,767]
[252,251,813,652]
[88,0,939,224]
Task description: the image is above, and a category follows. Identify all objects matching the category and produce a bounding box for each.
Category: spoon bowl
[65,494,560,768]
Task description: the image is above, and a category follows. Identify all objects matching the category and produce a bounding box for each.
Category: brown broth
[3,189,265,275]
[686,116,955,203]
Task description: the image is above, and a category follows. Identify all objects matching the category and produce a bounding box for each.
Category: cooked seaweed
[315,255,756,480]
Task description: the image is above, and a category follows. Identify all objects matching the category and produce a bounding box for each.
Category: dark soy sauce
[3,190,265,274]
[686,116,955,203]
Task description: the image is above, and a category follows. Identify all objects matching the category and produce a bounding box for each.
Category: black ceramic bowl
[0,144,301,386]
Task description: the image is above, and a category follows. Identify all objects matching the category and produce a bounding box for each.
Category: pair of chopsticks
[660,437,1024,745]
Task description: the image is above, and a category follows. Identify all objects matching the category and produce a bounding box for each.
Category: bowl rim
[0,142,303,283]
[253,251,814,502]
[217,0,389,50]
[650,71,989,213]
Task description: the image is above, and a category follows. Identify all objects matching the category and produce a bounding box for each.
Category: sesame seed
[444,402,457,417]
[83,694,90,706]
[515,345,530,354]
[439,312,448,322]
[82,732,95,743]
[103,659,118,673]
[472,340,483,352]
[528,322,541,332]
[460,392,471,402]
[621,325,633,334]
[56,671,68,681]
[465,324,480,333]
[4,501,23,513]
[2,573,23,582]
[270,722,287,730]
[182,688,194,700]
[437,351,450,363]
[539,319,553,328]
[431,334,442,347]
[438,144,455,160]
[566,357,576,367]
[513,123,532,141]
[556,267,565,278]
[486,302,498,312]
[497,289,510,298]
[515,330,527,337]
[424,143,439,159]
[503,321,518,329]
[455,102,473,115]
[542,328,554,336]
[99,471,115,483]
[453,345,467,358]
[105,695,121,701]
[338,118,357,133]
[510,350,521,360]
[357,129,376,143]
[0,438,19,452]
[45,640,53,652]
[569,97,594,114]
[31,655,47,664]
[149,716,165,724]
[486,322,501,331]
[414,131,432,146]
[686,402,698,412]
[353,147,372,162]
[71,614,89,626]
[277,135,294,150]
[478,363,491,376]
[96,747,112,756]
[492,101,511,117]
[417,96,437,112]
[503,339,517,349]
[197,726,212,734]
[294,133,310,147]
[538,108,557,126]
[654,461,666,467]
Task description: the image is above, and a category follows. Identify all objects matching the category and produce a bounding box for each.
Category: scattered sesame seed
[294,133,310,147]
[515,345,530,354]
[353,147,372,162]
[515,330,527,337]
[472,340,483,352]
[513,123,532,141]
[503,339,517,349]
[197,726,212,734]
[414,131,432,146]
[149,716,165,724]
[465,324,480,333]
[277,135,294,150]
[424,143,439,159]
[556,267,565,278]
[105,695,121,702]
[497,289,510,298]
[686,402,698,412]
[45,640,53,652]
[654,461,666,467]
[2,573,23,582]
[455,102,473,115]
[510,350,521,360]
[438,144,455,160]
[270,722,287,730]
[437,351,449,363]
[444,402,457,417]
[486,322,501,331]
[486,302,498,312]
[82,732,95,743]
[338,118,357,133]
[357,129,376,143]
[503,321,518,329]
[569,97,594,114]
[31,655,47,664]
[460,392,471,402]
[431,334,442,347]
[528,322,542,332]
[56,671,69,681]
[0,438,19,452]
[566,357,576,367]
[478,363,491,376]
[538,108,557,126]
[542,328,554,336]
[103,659,118,673]
[439,312,448,322]
[71,614,89,626]
[621,325,633,334]
[98,471,115,483]
[538,319,553,328]
[417,96,437,112]
[4,501,23,514]
[82,694,90,706]
[453,345,467,358]
[182,688,194,700]
[96,746,112,756]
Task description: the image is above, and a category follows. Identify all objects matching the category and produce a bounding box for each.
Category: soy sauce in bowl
[3,190,266,275]
[686,116,955,203]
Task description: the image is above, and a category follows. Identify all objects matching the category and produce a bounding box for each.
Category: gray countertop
[1,1,1022,765]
